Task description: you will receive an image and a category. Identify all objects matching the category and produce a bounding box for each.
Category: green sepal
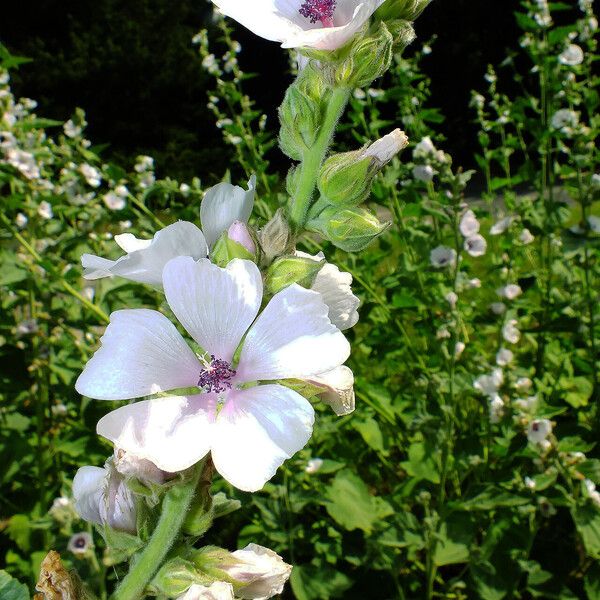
[276,378,329,400]
[211,230,256,268]
[182,459,215,536]
[265,255,325,295]
[149,557,213,597]
[307,205,391,252]
[101,526,144,566]
[318,151,375,207]
[375,0,432,21]
[212,492,242,520]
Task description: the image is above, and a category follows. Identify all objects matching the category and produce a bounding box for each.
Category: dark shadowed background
[1,0,521,181]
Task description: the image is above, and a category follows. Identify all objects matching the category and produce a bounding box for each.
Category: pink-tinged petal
[81,221,208,286]
[236,285,350,383]
[211,385,314,492]
[163,257,262,363]
[200,176,256,248]
[97,394,217,473]
[72,466,105,526]
[76,309,200,400]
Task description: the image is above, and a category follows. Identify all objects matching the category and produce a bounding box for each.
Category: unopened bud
[211,222,257,268]
[257,209,292,264]
[363,129,409,164]
[376,0,433,21]
[307,206,390,252]
[265,255,325,295]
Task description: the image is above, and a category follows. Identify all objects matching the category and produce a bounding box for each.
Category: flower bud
[308,365,355,416]
[385,19,418,49]
[265,255,325,295]
[318,129,408,207]
[376,0,433,21]
[307,206,390,252]
[211,222,258,268]
[257,209,292,264]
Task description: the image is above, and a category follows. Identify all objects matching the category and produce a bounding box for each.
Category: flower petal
[236,284,350,383]
[97,394,216,473]
[200,176,256,248]
[163,257,263,363]
[211,385,314,492]
[72,466,106,526]
[81,221,208,286]
[178,583,235,600]
[309,365,355,415]
[76,309,200,400]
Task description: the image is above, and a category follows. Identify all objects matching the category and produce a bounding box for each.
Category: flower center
[198,355,236,393]
[299,0,336,26]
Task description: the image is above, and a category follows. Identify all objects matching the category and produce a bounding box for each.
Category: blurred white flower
[524,476,536,490]
[468,278,481,289]
[464,234,487,257]
[15,212,28,228]
[38,201,53,220]
[496,348,514,366]
[459,209,480,237]
[412,164,435,182]
[527,419,552,444]
[67,532,93,556]
[135,155,154,172]
[490,215,515,235]
[559,44,584,66]
[305,458,324,474]
[6,148,40,179]
[497,284,522,300]
[103,191,126,211]
[515,377,533,392]
[550,109,578,135]
[588,216,600,234]
[474,368,504,397]
[502,319,521,344]
[211,0,387,50]
[519,228,535,244]
[78,258,350,492]
[178,583,235,600]
[489,395,505,424]
[49,496,76,522]
[445,291,458,309]
[222,543,292,599]
[430,246,457,268]
[584,480,600,507]
[454,341,466,358]
[490,302,507,315]
[514,396,538,413]
[63,119,82,138]
[79,164,102,188]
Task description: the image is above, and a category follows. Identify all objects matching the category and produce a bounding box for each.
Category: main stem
[111,465,203,600]
[289,86,350,230]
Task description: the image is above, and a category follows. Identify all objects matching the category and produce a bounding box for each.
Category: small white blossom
[103,191,126,210]
[550,109,578,135]
[490,215,515,235]
[15,212,28,228]
[584,479,600,507]
[489,395,505,424]
[559,44,584,66]
[468,278,481,289]
[464,234,487,257]
[79,163,102,187]
[496,348,514,366]
[515,377,533,392]
[527,419,552,444]
[519,228,535,244]
[63,119,82,138]
[502,319,521,344]
[305,458,323,474]
[514,396,538,413]
[459,209,480,237]
[445,291,458,310]
[474,368,504,397]
[490,302,506,315]
[430,246,457,268]
[497,284,522,300]
[412,164,435,182]
[67,532,93,556]
[454,341,466,358]
[524,476,536,490]
[38,201,53,220]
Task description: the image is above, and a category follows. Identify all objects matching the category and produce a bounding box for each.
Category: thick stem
[289,86,350,230]
[111,464,204,600]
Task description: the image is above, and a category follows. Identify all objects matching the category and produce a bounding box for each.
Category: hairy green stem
[289,86,350,229]
[111,465,203,600]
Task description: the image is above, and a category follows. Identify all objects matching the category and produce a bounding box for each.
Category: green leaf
[354,417,387,455]
[434,513,474,566]
[454,488,530,511]
[572,505,600,558]
[400,441,440,484]
[585,563,600,600]
[290,564,352,600]
[0,571,29,600]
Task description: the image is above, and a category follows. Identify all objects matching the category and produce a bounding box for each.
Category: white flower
[103,191,126,210]
[38,201,53,220]
[454,341,466,358]
[178,583,235,600]
[430,245,456,268]
[524,476,536,490]
[211,0,387,50]
[135,155,154,172]
[514,396,538,413]
[464,234,487,257]
[64,119,82,138]
[412,164,435,182]
[81,177,255,286]
[224,544,292,599]
[497,284,522,300]
[73,462,137,533]
[308,365,355,415]
[413,136,436,159]
[468,278,481,289]
[295,251,360,331]
[515,377,533,392]
[584,480,600,507]
[459,209,480,237]
[490,215,515,235]
[15,213,28,228]
[559,44,584,66]
[490,302,506,315]
[362,129,408,165]
[67,532,93,556]
[527,419,552,444]
[49,497,76,522]
[77,258,350,492]
[496,348,514,366]
[519,228,535,244]
[79,164,102,187]
[7,148,39,179]
[305,458,324,474]
[489,395,505,424]
[502,319,521,344]
[445,291,458,309]
[16,319,38,336]
[550,109,578,134]
[474,368,504,397]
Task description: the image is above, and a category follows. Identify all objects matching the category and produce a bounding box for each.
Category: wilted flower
[113,448,168,485]
[496,348,514,366]
[363,129,408,165]
[210,0,387,50]
[412,164,435,182]
[67,532,93,557]
[178,583,235,600]
[305,458,324,474]
[430,245,457,268]
[527,419,552,444]
[459,210,480,237]
[72,461,137,533]
[464,234,487,257]
[222,544,292,599]
[558,44,584,66]
[77,258,350,492]
[502,319,521,344]
[82,177,255,286]
[497,284,522,300]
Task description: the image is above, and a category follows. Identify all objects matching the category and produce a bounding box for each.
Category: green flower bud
[386,19,417,51]
[265,255,325,295]
[150,557,211,597]
[257,209,293,265]
[318,129,408,207]
[341,22,394,88]
[375,0,433,21]
[210,222,257,268]
[307,206,390,252]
